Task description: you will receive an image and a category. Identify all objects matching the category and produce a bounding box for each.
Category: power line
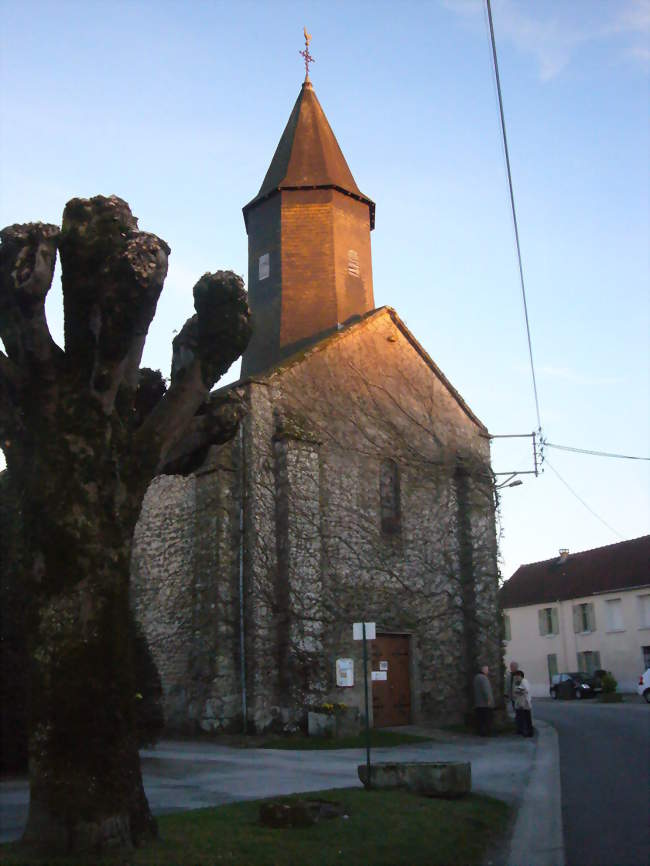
[545,441,650,462]
[485,0,542,432]
[544,458,624,539]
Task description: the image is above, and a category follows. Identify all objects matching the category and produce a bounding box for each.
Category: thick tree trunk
[0,197,252,854]
[18,426,157,851]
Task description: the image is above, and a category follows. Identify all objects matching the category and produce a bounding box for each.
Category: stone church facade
[132,77,501,734]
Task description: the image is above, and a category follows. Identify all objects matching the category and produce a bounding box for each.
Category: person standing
[505,660,519,714]
[473,665,494,736]
[513,670,533,737]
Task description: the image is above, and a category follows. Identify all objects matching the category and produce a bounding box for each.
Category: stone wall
[238,308,500,729]
[131,308,501,733]
[131,444,243,733]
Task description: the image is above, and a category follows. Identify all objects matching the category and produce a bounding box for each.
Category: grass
[254,729,433,749]
[0,788,511,866]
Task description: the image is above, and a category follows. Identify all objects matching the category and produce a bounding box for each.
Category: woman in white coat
[513,670,534,737]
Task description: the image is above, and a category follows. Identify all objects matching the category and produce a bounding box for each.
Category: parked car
[550,672,602,700]
[637,669,650,703]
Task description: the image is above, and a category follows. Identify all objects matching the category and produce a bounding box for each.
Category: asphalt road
[533,698,649,866]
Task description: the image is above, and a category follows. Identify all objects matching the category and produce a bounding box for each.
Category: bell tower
[241,63,375,377]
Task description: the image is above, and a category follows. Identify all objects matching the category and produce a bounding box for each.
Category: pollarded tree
[0,195,251,853]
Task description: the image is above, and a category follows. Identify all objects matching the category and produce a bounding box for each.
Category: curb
[507,720,565,866]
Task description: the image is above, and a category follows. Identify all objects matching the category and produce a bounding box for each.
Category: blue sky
[1,0,648,580]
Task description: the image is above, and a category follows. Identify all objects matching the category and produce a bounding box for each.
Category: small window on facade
[638,594,650,629]
[538,606,559,636]
[347,249,360,278]
[547,653,558,683]
[258,252,270,281]
[605,598,624,632]
[503,614,511,642]
[379,458,400,535]
[573,602,596,633]
[642,646,650,669]
[577,650,601,675]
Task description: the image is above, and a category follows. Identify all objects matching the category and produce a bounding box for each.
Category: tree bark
[0,196,251,853]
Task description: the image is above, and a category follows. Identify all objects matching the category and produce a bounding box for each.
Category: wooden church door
[371,633,411,727]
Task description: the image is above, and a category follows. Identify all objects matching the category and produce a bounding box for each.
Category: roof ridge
[511,534,650,574]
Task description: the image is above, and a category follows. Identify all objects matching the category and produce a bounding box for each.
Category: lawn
[1,788,511,866]
[255,729,433,749]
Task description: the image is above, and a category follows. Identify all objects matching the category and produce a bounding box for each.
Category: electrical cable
[485,0,542,432]
[544,458,624,539]
[545,442,650,461]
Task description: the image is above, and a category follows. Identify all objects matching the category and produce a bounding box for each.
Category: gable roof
[224,306,487,433]
[500,535,650,609]
[242,80,375,229]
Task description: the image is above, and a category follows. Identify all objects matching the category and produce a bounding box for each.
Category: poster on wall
[371,671,387,681]
[336,658,354,687]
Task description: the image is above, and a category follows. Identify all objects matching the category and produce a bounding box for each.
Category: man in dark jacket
[473,665,494,736]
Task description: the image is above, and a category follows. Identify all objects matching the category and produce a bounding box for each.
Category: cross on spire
[299,26,314,81]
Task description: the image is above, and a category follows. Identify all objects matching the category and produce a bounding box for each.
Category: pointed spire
[243,80,375,229]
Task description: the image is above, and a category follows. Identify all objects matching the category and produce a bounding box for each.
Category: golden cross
[299,26,315,81]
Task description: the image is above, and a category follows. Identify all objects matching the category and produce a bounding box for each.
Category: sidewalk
[0,723,564,865]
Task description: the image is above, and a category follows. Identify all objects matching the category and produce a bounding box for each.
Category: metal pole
[362,622,371,788]
[238,424,247,733]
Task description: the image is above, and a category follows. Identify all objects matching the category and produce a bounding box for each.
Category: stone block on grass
[358,761,471,798]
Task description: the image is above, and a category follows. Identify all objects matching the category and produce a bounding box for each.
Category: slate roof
[500,535,650,609]
[242,80,375,228]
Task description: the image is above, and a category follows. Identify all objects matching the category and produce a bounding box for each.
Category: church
[131,69,501,734]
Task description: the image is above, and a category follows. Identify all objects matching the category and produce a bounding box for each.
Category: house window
[503,613,511,642]
[538,607,559,636]
[605,598,624,632]
[258,252,270,281]
[547,653,558,683]
[573,602,596,633]
[577,650,601,675]
[638,594,650,629]
[379,458,400,535]
[642,646,650,669]
[347,249,360,278]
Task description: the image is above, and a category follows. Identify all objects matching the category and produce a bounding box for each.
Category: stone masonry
[131,305,501,733]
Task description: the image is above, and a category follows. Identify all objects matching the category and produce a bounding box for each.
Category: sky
[1,0,648,581]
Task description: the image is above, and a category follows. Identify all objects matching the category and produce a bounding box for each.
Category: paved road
[534,698,649,866]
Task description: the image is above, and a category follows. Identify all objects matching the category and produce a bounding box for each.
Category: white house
[500,536,650,697]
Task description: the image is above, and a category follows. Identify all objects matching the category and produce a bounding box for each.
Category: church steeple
[241,73,375,378]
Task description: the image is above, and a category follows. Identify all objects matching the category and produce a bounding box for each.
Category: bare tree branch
[138,271,251,468]
[59,195,170,412]
[0,222,61,371]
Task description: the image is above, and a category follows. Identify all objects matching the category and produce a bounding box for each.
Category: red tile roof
[500,535,650,609]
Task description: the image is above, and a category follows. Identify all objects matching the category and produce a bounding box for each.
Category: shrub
[601,672,617,694]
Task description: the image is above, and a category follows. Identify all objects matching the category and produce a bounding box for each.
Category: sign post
[353,621,376,789]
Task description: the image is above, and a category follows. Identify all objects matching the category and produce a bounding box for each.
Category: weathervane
[299,26,314,81]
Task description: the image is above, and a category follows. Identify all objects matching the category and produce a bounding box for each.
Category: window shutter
[587,603,596,632]
[551,608,559,635]
[572,605,581,633]
[594,651,601,670]
[538,609,547,636]
[577,652,586,673]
